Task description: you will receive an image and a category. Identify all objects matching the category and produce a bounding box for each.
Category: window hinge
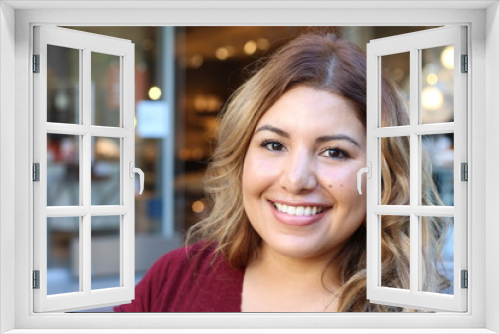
[461,54,468,73]
[461,162,468,181]
[461,270,468,289]
[33,163,40,182]
[33,54,40,73]
[33,270,40,289]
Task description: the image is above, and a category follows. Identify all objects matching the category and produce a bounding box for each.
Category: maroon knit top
[113,242,244,312]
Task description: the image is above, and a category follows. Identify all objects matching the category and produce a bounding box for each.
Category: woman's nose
[279,150,317,194]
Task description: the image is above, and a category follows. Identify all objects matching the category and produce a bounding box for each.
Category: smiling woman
[241,87,367,312]
[114,29,450,313]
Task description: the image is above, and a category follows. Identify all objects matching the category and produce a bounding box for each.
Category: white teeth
[274,203,325,216]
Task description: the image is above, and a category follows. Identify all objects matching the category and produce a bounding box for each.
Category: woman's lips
[268,200,330,227]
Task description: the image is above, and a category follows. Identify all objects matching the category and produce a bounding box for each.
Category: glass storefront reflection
[91,137,121,206]
[47,134,80,206]
[47,45,80,124]
[421,45,454,124]
[422,134,454,206]
[91,52,121,127]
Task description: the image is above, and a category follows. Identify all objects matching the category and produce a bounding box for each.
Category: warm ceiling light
[426,73,439,85]
[194,95,207,111]
[192,200,205,213]
[257,38,270,51]
[148,86,162,100]
[215,47,229,60]
[244,40,257,55]
[441,45,454,70]
[226,45,235,56]
[189,54,204,68]
[422,87,443,110]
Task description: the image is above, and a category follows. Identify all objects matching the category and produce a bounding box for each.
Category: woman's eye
[262,141,284,151]
[323,148,348,159]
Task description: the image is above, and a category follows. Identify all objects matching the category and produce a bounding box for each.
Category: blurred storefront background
[45,26,455,310]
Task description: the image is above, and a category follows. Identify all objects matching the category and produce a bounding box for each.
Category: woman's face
[242,86,367,261]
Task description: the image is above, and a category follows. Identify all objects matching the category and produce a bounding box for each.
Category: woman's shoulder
[114,240,243,312]
[143,240,243,312]
[145,239,239,296]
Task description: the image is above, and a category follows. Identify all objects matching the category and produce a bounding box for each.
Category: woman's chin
[263,239,331,260]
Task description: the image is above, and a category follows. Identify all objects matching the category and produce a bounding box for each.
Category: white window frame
[1,1,499,333]
[366,26,468,312]
[33,25,136,312]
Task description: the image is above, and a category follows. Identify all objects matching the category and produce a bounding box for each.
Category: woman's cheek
[319,166,354,190]
[246,152,281,179]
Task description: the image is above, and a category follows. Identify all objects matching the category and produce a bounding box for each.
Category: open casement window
[364,26,467,312]
[33,26,141,312]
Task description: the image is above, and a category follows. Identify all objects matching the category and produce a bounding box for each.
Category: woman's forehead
[256,86,364,132]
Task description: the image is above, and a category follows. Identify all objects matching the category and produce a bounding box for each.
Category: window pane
[421,134,454,206]
[47,217,80,295]
[91,215,121,290]
[47,134,80,206]
[380,137,410,205]
[421,45,454,124]
[47,45,80,124]
[91,52,121,127]
[420,216,454,295]
[381,215,410,290]
[91,137,121,206]
[381,52,410,127]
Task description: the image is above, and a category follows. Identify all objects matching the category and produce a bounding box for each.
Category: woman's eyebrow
[316,135,361,148]
[255,125,361,148]
[254,125,290,138]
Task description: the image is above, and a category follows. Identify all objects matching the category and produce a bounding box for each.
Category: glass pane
[91,137,121,206]
[420,216,454,295]
[47,134,80,206]
[380,137,410,205]
[47,217,80,295]
[91,216,121,290]
[381,52,410,127]
[47,45,80,124]
[380,215,410,290]
[421,134,454,206]
[91,52,121,127]
[421,45,454,124]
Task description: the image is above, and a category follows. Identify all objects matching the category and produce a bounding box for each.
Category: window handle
[357,162,371,195]
[129,162,144,195]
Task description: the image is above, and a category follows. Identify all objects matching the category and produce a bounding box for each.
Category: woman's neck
[241,244,340,312]
[259,243,334,282]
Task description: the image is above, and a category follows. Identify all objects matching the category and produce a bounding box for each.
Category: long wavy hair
[186,30,450,312]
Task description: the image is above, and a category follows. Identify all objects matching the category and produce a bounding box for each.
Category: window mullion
[90,205,128,216]
[374,123,454,138]
[89,126,128,138]
[413,123,454,135]
[373,205,454,217]
[409,47,420,294]
[77,48,84,294]
[119,54,124,288]
[416,48,424,295]
[82,47,92,294]
[373,126,411,137]
[46,123,88,135]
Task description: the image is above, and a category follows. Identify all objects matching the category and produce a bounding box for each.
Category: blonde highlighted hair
[186,30,450,312]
